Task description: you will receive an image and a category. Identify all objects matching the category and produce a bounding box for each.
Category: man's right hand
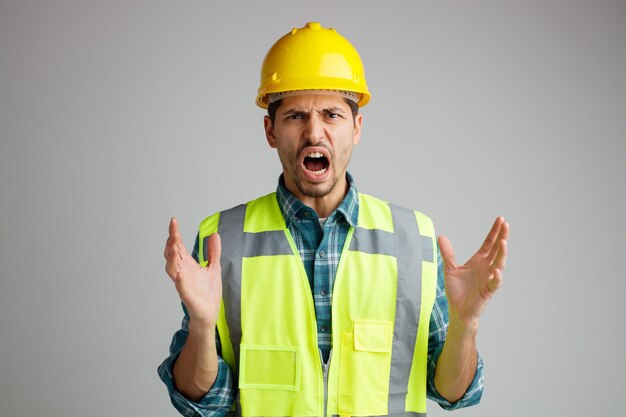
[164,217,222,329]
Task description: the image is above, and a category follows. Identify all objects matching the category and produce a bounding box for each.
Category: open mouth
[303,152,329,176]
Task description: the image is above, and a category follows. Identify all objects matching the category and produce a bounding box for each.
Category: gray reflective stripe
[215,204,246,387]
[243,230,292,257]
[421,235,434,264]
[387,204,433,415]
[349,228,395,256]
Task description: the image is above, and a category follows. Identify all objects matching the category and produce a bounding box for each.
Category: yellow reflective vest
[197,192,437,417]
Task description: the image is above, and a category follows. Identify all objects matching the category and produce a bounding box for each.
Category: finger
[164,233,176,256]
[174,230,191,261]
[478,217,504,255]
[500,220,510,240]
[164,217,180,258]
[206,233,222,270]
[486,221,509,263]
[164,235,178,260]
[176,240,189,260]
[438,235,457,270]
[169,217,179,236]
[487,268,503,293]
[164,218,183,268]
[167,218,187,257]
[493,238,508,270]
[164,247,183,279]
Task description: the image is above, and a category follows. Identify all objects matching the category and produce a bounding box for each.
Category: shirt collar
[276,172,359,229]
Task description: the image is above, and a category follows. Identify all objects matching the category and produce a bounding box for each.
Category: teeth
[310,168,327,176]
[306,152,324,158]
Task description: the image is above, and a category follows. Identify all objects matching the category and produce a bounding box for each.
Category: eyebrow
[281,106,347,116]
[319,107,347,114]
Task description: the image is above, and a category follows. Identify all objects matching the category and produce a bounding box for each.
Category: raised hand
[164,217,222,328]
[438,217,509,328]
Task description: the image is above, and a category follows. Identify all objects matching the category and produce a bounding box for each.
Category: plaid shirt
[158,174,484,416]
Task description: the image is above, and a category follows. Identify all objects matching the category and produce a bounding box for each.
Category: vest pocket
[238,344,301,391]
[338,320,393,415]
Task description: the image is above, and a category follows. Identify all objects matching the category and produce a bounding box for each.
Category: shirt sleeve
[425,246,484,410]
[157,234,236,417]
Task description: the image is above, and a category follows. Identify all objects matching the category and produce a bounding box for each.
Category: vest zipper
[321,349,332,417]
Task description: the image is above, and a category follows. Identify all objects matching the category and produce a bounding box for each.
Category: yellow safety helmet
[256,22,370,109]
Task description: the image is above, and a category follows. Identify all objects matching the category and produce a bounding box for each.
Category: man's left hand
[438,217,509,330]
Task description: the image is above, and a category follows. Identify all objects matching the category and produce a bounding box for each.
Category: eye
[286,113,305,120]
[324,112,343,119]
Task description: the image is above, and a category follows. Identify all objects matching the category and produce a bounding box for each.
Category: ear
[352,113,363,146]
[264,115,277,148]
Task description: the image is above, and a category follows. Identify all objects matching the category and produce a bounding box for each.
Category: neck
[285,176,349,218]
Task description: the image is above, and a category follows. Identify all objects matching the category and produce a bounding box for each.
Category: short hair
[267,98,359,126]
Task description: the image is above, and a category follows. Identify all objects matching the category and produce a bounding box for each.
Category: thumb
[206,233,222,269]
[438,235,457,270]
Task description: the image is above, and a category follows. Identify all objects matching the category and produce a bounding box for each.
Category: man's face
[264,94,362,201]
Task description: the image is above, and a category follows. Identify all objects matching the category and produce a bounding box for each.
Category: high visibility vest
[197,192,437,417]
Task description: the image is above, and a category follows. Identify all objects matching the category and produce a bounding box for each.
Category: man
[159,22,509,417]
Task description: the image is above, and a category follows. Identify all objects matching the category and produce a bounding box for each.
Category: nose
[304,113,325,142]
